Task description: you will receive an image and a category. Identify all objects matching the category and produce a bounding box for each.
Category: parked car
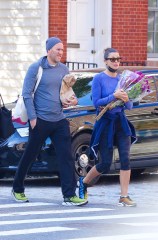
[0,67,158,179]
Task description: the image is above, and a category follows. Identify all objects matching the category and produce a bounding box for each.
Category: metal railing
[120,61,146,66]
[65,61,98,70]
[65,61,146,70]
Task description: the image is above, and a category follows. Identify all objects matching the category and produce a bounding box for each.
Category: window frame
[148,0,158,57]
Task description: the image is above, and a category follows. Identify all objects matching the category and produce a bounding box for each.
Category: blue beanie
[46,37,62,52]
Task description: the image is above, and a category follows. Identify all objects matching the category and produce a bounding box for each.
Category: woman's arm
[92,75,116,108]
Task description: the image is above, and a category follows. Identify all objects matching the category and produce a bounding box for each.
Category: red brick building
[112,0,148,65]
[49,0,68,62]
[49,0,157,67]
[1,0,157,103]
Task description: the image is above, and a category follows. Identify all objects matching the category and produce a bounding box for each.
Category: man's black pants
[13,118,77,198]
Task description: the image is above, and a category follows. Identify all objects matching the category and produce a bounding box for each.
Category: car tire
[71,133,100,185]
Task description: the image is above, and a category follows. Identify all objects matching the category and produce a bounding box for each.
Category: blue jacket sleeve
[125,100,133,110]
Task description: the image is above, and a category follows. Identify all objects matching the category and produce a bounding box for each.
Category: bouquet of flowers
[96,70,154,121]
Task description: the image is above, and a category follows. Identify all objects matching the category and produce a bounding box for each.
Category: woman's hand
[114,89,129,103]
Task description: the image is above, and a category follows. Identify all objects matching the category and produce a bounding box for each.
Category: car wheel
[71,133,100,185]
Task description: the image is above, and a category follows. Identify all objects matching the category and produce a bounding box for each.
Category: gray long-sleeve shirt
[22,56,69,121]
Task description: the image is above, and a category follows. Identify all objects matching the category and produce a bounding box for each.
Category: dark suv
[0,67,158,179]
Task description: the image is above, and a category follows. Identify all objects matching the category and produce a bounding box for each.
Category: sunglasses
[106,57,121,62]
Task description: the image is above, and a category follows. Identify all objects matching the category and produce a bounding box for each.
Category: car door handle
[151,108,158,115]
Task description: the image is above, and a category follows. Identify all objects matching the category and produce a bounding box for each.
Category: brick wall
[112,0,148,64]
[49,0,67,62]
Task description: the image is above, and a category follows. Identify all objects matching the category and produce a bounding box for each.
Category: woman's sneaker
[118,196,136,207]
[62,195,88,206]
[79,177,88,199]
[11,189,29,202]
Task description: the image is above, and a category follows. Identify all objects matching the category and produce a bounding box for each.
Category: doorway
[67,0,95,65]
[67,0,112,68]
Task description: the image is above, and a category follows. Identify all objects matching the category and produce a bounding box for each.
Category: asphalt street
[0,171,158,240]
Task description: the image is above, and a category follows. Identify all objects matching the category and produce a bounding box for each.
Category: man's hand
[62,96,78,108]
[30,118,37,129]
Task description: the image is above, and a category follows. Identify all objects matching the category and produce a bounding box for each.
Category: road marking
[0,210,155,219]
[120,221,158,226]
[0,197,6,200]
[0,227,76,236]
[0,202,57,208]
[67,232,158,240]
[0,212,158,225]
[0,207,112,217]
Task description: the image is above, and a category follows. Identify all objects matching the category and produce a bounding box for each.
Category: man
[12,37,88,206]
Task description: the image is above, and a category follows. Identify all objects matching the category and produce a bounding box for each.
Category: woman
[79,48,136,207]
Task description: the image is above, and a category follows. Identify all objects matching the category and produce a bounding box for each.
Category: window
[148,0,158,57]
[141,75,158,103]
[73,74,94,106]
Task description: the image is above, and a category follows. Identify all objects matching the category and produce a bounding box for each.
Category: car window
[140,75,158,103]
[73,72,96,105]
[73,77,92,98]
[72,71,158,106]
[73,77,93,105]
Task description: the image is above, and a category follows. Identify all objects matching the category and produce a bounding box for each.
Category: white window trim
[41,0,49,55]
[94,0,112,67]
[148,4,158,58]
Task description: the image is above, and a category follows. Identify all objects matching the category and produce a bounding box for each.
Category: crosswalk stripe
[0,226,76,236]
[0,202,57,208]
[0,212,158,225]
[67,233,158,240]
[121,221,158,226]
[0,207,112,217]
